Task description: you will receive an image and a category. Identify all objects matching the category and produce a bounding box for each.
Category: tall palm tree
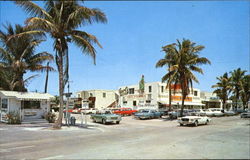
[212,73,232,110]
[15,0,107,128]
[0,24,53,91]
[230,68,246,110]
[157,39,210,117]
[239,75,250,111]
[156,43,177,111]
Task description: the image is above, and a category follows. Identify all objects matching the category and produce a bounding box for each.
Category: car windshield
[104,111,112,114]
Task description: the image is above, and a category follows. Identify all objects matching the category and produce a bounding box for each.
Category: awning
[171,101,205,106]
[0,91,54,101]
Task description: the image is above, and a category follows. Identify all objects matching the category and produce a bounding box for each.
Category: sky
[0,1,249,96]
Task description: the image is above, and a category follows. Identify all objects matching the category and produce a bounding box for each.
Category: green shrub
[44,112,56,123]
[6,111,21,124]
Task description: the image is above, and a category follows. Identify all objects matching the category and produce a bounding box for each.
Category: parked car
[90,110,121,124]
[178,114,211,127]
[168,109,189,119]
[240,112,250,118]
[134,109,163,120]
[210,108,224,117]
[81,108,98,114]
[113,107,138,116]
[224,110,236,116]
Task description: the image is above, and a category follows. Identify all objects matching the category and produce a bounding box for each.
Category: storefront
[0,91,54,122]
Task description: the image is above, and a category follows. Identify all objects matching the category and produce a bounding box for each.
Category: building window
[161,86,164,93]
[133,101,137,106]
[103,93,106,98]
[1,99,8,110]
[146,100,151,103]
[123,101,127,105]
[149,86,152,93]
[23,101,41,109]
[78,94,81,98]
[89,93,93,97]
[129,88,134,94]
[194,91,198,96]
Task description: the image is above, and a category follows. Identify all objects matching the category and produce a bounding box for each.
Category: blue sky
[0,1,249,95]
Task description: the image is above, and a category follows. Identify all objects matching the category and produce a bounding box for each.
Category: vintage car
[81,108,98,114]
[90,110,121,124]
[240,111,250,118]
[134,109,163,119]
[210,108,224,117]
[113,107,138,116]
[224,110,236,116]
[168,109,190,119]
[178,114,211,127]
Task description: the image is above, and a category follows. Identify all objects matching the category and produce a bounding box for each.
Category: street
[0,116,249,159]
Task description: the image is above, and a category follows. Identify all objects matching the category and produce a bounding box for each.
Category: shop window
[149,86,152,93]
[129,88,134,94]
[1,99,8,110]
[23,101,41,109]
[103,93,106,98]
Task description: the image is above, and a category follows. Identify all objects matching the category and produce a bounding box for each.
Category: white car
[178,115,211,127]
[210,108,224,117]
[204,109,214,117]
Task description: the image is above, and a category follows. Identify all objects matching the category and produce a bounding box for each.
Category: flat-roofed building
[118,82,204,111]
[76,90,119,110]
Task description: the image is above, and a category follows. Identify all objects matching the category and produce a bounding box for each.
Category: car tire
[102,119,106,124]
[205,120,209,125]
[194,121,198,127]
[116,121,120,124]
[180,123,183,126]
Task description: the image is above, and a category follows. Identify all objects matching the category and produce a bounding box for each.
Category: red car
[113,108,138,116]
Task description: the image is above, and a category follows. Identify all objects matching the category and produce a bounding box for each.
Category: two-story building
[76,90,119,110]
[118,82,204,111]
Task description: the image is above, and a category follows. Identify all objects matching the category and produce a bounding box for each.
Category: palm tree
[239,75,250,111]
[212,73,232,110]
[0,24,53,91]
[15,0,107,128]
[230,68,247,110]
[156,43,177,111]
[157,39,210,116]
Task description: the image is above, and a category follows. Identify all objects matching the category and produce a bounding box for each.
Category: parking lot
[0,115,249,159]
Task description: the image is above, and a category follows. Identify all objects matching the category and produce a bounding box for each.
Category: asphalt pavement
[0,115,249,159]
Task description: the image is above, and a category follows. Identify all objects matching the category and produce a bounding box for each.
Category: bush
[6,111,21,124]
[44,112,56,123]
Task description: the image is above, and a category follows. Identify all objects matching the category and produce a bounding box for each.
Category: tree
[0,24,53,91]
[212,73,232,110]
[230,68,247,110]
[156,43,178,111]
[239,75,250,111]
[158,39,210,116]
[16,0,107,128]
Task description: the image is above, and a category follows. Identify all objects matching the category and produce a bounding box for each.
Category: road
[0,116,249,159]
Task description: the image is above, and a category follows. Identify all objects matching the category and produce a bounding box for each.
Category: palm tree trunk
[169,84,172,111]
[53,54,64,129]
[44,62,49,93]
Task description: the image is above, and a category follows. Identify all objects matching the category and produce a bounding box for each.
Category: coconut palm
[0,24,53,91]
[15,0,107,128]
[239,75,250,111]
[230,68,247,110]
[156,43,177,111]
[212,72,232,110]
[157,39,210,116]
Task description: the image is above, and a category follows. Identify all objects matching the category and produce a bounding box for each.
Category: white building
[76,90,119,110]
[0,91,54,123]
[118,82,204,111]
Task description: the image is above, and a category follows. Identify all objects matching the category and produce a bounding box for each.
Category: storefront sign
[172,96,192,102]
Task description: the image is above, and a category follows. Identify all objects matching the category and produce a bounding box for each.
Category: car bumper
[178,120,195,125]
